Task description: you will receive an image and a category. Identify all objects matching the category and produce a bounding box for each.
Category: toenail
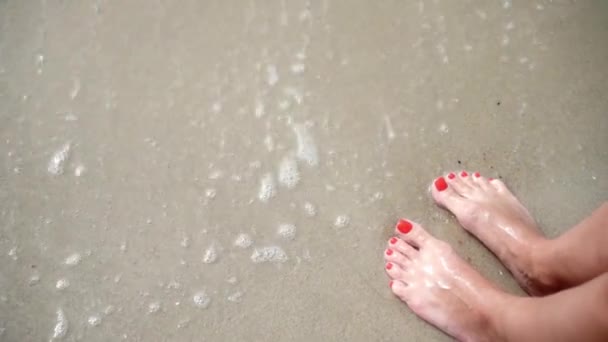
[461,171,468,177]
[434,177,448,191]
[447,173,455,179]
[389,280,393,288]
[488,177,494,181]
[397,219,413,234]
[386,262,393,270]
[386,249,393,256]
[474,172,480,178]
[389,237,397,245]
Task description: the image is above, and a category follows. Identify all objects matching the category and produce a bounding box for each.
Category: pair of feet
[384,172,553,341]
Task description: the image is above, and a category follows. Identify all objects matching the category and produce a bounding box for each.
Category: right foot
[431,171,557,295]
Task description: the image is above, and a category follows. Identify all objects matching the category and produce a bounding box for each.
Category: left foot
[384,219,508,342]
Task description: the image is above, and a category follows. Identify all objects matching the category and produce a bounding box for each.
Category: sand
[1,0,607,341]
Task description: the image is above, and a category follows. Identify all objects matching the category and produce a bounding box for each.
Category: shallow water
[1,0,607,341]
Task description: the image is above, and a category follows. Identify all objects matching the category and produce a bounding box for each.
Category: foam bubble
[8,247,17,260]
[51,308,68,340]
[277,224,296,240]
[278,155,300,189]
[202,246,218,264]
[48,143,71,175]
[148,302,161,314]
[227,291,244,303]
[334,215,350,228]
[64,253,81,266]
[29,274,40,286]
[292,124,318,166]
[56,278,70,290]
[205,188,217,199]
[303,202,316,217]
[291,63,306,74]
[250,246,288,263]
[87,315,101,327]
[234,234,253,248]
[193,291,211,309]
[258,173,276,202]
[74,164,86,177]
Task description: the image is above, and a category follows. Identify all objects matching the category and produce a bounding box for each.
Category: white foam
[383,116,396,141]
[291,63,306,74]
[29,274,40,286]
[251,246,288,263]
[277,224,296,240]
[70,78,80,99]
[74,164,85,177]
[266,65,279,86]
[87,315,101,327]
[278,155,300,189]
[56,278,70,290]
[48,143,71,175]
[202,246,218,264]
[193,291,211,309]
[234,234,253,248]
[292,124,319,166]
[303,202,316,217]
[51,308,68,340]
[8,247,17,260]
[258,173,276,202]
[227,291,244,303]
[148,302,161,314]
[334,215,350,228]
[64,253,81,266]
[205,188,217,199]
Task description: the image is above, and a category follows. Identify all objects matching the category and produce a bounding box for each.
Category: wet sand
[1,0,607,341]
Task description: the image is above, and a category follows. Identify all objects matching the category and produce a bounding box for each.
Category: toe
[472,171,493,191]
[385,261,408,281]
[489,178,508,192]
[431,176,468,211]
[385,247,411,268]
[389,279,410,302]
[395,219,432,249]
[388,237,418,259]
[459,170,477,187]
[445,173,474,196]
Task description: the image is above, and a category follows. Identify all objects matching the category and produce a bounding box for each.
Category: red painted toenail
[397,219,413,234]
[389,280,394,288]
[448,173,455,179]
[434,177,448,191]
[474,172,481,178]
[461,171,468,177]
[489,177,494,181]
[386,263,393,270]
[386,249,393,256]
[389,237,397,245]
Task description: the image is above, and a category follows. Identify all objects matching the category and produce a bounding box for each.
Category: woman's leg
[498,272,608,342]
[540,203,608,289]
[431,171,608,295]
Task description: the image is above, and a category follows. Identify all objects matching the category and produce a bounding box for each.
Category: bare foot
[431,171,556,295]
[384,219,508,342]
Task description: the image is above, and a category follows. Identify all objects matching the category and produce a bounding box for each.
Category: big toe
[395,219,433,249]
[431,175,468,216]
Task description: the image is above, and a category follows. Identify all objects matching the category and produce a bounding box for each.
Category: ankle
[526,238,565,295]
[480,290,516,342]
